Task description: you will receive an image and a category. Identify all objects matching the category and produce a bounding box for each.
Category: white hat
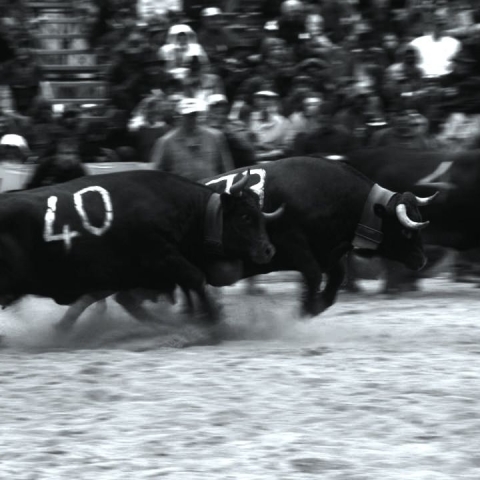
[207,94,228,106]
[202,7,222,16]
[0,134,29,153]
[254,90,279,97]
[177,98,207,115]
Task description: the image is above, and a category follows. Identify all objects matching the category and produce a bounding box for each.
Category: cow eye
[402,229,413,239]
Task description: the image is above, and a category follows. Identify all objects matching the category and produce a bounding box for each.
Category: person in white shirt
[409,12,461,78]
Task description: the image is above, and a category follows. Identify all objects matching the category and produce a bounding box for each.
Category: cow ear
[373,203,386,218]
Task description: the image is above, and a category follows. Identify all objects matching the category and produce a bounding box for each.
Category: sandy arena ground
[1,273,480,480]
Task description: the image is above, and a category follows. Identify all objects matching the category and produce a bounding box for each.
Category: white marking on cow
[416,161,453,185]
[73,186,113,236]
[43,186,113,251]
[44,195,81,252]
[205,168,267,208]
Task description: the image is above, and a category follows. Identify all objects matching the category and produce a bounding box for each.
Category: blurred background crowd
[0,0,480,182]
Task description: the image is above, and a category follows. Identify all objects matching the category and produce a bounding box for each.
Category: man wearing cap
[0,133,30,163]
[206,93,257,168]
[150,97,234,181]
[247,90,291,161]
[197,7,236,71]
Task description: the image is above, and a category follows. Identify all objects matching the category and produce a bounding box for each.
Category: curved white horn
[263,203,285,221]
[230,170,250,196]
[395,204,429,230]
[415,191,439,206]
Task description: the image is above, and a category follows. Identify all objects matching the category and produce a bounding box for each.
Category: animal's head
[373,192,436,270]
[217,173,280,264]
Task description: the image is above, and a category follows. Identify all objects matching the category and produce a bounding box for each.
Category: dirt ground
[1,272,480,480]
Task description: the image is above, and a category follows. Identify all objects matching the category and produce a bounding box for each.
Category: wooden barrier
[0,162,152,192]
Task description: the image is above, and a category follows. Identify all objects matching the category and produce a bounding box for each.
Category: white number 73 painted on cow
[44,186,114,251]
[205,168,267,208]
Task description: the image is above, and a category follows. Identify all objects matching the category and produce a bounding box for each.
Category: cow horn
[395,204,429,230]
[230,170,250,196]
[263,203,285,221]
[414,191,439,206]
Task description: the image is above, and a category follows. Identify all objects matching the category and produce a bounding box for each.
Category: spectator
[182,55,225,104]
[129,96,171,162]
[292,98,360,157]
[285,92,323,150]
[384,44,424,98]
[277,0,306,49]
[0,108,27,137]
[246,90,291,161]
[150,97,234,181]
[206,93,257,169]
[25,97,61,161]
[2,47,43,116]
[106,29,150,114]
[299,12,334,60]
[79,119,120,163]
[334,86,386,147]
[369,107,433,149]
[0,133,30,163]
[145,15,169,51]
[239,37,296,99]
[90,4,137,62]
[409,11,461,78]
[26,141,87,189]
[57,105,83,147]
[196,8,236,72]
[138,53,175,99]
[158,24,208,81]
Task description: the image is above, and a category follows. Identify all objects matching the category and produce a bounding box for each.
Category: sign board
[37,21,88,36]
[49,82,107,100]
[39,53,96,67]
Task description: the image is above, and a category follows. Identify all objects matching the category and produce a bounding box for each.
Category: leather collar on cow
[352,184,395,251]
[204,193,224,255]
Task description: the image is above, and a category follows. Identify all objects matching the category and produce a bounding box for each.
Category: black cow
[0,170,275,328]
[59,157,433,324]
[201,157,433,315]
[345,147,480,290]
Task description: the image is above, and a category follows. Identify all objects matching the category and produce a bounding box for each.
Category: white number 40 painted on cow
[43,186,114,251]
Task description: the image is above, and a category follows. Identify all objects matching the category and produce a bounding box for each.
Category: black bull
[0,170,276,324]
[62,156,433,327]
[345,148,480,288]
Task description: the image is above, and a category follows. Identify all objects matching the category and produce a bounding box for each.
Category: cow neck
[352,183,395,250]
[204,192,224,255]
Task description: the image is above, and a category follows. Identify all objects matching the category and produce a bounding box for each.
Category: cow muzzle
[252,241,276,264]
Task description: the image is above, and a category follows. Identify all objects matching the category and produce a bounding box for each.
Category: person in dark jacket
[26,141,87,190]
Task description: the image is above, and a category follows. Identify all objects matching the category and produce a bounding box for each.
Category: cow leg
[150,250,222,324]
[265,230,325,317]
[320,261,346,310]
[55,292,111,333]
[114,291,160,324]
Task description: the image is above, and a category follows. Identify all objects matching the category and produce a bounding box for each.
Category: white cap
[207,94,228,106]
[254,90,279,97]
[202,7,222,16]
[0,134,29,153]
[177,98,207,115]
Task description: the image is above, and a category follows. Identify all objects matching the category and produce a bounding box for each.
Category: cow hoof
[301,300,329,318]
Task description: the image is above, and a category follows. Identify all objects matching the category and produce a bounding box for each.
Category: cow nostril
[265,244,275,258]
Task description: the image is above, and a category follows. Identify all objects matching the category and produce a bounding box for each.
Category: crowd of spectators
[1,0,480,184]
